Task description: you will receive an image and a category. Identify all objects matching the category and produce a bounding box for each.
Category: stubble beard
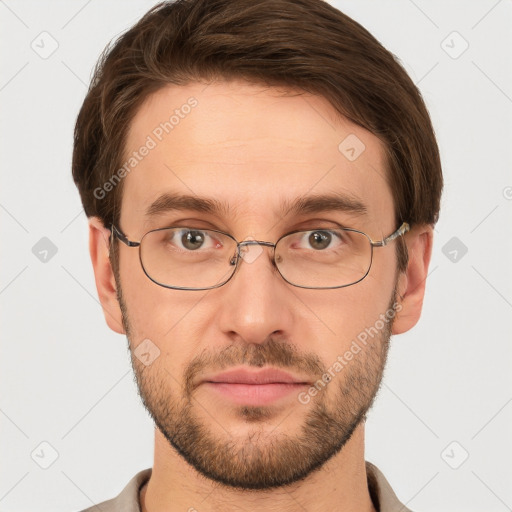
[115,273,397,490]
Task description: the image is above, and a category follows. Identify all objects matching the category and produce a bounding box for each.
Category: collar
[89,461,412,512]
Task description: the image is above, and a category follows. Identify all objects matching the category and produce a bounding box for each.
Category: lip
[200,367,311,406]
[203,367,311,385]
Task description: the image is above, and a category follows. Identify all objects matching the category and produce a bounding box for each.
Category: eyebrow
[144,192,367,219]
[279,192,367,218]
[145,193,232,218]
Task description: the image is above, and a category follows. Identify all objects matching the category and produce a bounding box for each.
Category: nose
[217,242,294,345]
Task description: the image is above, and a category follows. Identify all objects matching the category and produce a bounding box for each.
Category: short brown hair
[72,0,442,272]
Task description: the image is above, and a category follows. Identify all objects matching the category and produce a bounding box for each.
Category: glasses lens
[275,228,372,288]
[140,227,237,289]
[139,226,372,290]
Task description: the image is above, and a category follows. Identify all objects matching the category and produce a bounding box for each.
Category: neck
[140,423,376,512]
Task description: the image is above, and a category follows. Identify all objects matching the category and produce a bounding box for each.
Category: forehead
[121,80,394,233]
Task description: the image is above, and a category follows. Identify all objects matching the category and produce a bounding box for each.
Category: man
[72,0,442,510]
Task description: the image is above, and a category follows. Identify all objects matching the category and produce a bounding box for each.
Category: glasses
[109,221,410,291]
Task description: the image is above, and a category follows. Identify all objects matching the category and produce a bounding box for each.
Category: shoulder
[366,461,415,512]
[76,468,152,512]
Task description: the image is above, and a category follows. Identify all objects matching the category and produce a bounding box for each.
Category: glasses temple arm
[372,222,410,247]
[109,224,140,247]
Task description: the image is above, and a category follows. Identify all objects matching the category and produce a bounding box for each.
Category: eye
[295,230,345,251]
[170,229,222,251]
[308,231,332,250]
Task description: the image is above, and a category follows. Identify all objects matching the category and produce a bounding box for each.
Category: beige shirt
[79,461,412,512]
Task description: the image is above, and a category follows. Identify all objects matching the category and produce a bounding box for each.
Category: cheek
[118,248,189,324]
[119,259,209,365]
[300,272,396,356]
[364,242,399,297]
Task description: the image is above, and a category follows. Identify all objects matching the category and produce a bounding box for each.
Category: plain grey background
[1,1,511,511]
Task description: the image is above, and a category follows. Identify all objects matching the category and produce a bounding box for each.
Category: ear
[88,217,125,334]
[392,224,434,335]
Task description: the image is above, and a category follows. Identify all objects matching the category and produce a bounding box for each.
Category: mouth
[200,367,311,406]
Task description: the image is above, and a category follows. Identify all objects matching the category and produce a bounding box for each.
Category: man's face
[115,80,400,489]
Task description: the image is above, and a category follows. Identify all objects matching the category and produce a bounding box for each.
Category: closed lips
[203,367,311,385]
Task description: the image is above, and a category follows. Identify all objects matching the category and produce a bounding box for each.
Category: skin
[89,80,433,512]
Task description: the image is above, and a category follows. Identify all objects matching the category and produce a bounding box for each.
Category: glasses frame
[109,221,410,291]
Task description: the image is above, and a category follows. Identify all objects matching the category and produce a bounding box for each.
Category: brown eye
[181,230,205,250]
[308,231,332,250]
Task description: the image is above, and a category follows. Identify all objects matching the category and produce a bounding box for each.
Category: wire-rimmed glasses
[109,222,410,291]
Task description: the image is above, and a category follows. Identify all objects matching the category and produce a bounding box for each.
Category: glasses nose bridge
[237,239,276,251]
[232,239,277,266]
